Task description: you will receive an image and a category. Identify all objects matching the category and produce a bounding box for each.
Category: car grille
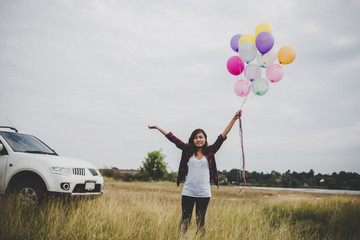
[73,168,85,176]
[73,183,102,193]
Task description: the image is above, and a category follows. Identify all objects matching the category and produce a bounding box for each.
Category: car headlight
[50,167,71,175]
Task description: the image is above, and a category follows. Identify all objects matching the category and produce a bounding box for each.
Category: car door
[0,140,9,194]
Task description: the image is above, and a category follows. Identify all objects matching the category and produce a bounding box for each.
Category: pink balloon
[227,56,245,76]
[234,79,251,97]
[266,64,284,83]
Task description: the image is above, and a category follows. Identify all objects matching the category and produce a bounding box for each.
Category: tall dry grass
[1,180,359,239]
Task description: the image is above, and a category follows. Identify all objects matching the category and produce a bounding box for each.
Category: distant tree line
[101,167,360,190]
[218,169,360,190]
[100,150,360,190]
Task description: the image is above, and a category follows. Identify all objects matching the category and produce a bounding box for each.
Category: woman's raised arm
[148,125,187,150]
[148,125,169,136]
[221,109,242,138]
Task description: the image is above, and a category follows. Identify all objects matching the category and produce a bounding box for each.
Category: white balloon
[256,46,278,68]
[238,41,257,63]
[251,77,269,96]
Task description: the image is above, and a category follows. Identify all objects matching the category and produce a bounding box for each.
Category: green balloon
[251,77,269,96]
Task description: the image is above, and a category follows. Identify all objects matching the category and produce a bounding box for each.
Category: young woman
[148,109,242,232]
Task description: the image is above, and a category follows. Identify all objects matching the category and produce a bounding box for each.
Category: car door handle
[9,164,13,167]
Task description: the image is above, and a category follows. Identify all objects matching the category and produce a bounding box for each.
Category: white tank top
[181,155,211,197]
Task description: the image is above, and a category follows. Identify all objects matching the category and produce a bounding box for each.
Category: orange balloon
[278,46,296,64]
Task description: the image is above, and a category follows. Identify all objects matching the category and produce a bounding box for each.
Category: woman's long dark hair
[188,128,208,155]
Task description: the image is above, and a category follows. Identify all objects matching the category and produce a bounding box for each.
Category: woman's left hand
[235,109,242,119]
[222,109,243,138]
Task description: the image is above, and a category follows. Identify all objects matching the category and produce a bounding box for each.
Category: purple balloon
[255,31,274,55]
[244,63,261,82]
[230,34,242,52]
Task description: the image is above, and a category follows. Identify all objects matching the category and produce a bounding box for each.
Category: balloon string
[240,77,254,109]
[237,71,249,109]
[240,81,269,109]
[239,116,246,193]
[240,88,250,109]
[238,77,270,194]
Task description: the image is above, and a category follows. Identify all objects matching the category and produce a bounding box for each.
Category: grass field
[1,179,359,240]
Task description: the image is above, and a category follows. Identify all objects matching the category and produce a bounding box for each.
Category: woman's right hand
[148,125,168,135]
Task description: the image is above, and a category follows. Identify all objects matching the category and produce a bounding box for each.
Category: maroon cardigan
[165,132,227,188]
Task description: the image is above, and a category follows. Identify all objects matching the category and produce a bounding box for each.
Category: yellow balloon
[278,46,296,65]
[238,34,255,46]
[255,23,273,37]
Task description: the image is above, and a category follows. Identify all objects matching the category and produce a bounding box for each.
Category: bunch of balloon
[227,23,296,108]
[227,23,296,194]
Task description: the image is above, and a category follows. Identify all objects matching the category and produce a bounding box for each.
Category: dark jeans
[180,195,210,232]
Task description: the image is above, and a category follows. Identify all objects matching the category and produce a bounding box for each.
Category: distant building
[99,169,140,175]
[274,179,282,184]
[117,169,140,175]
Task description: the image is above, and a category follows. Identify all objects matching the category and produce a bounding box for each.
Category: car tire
[14,179,47,205]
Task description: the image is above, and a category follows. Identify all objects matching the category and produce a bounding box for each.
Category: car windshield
[0,131,56,155]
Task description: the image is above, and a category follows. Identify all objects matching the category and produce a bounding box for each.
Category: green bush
[134,171,152,181]
[164,172,177,182]
[102,169,114,178]
[121,173,134,182]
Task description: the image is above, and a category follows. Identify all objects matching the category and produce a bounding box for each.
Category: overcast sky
[1,0,359,175]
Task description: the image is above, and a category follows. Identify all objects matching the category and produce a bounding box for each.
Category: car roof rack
[0,126,18,132]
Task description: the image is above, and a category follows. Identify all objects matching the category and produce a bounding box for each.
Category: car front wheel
[15,179,46,205]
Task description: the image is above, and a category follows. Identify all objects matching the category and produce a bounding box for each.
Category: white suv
[0,126,104,203]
